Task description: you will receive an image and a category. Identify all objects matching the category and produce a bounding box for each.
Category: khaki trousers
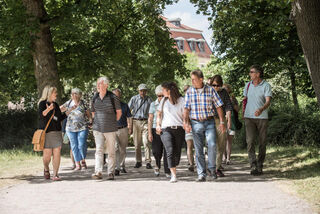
[133,120,151,163]
[245,118,268,170]
[93,130,117,174]
[215,117,227,170]
[115,127,129,169]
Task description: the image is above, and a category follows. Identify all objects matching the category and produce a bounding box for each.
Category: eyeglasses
[157,95,164,97]
[212,84,220,87]
[249,70,257,74]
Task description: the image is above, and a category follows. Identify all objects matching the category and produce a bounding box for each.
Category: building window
[188,41,195,52]
[171,21,181,27]
[175,39,184,51]
[197,42,205,52]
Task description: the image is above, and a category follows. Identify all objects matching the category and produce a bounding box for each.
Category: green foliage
[190,0,315,104]
[0,110,38,149]
[0,0,187,106]
[234,100,320,148]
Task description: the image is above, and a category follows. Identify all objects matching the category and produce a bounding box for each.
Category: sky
[163,0,213,49]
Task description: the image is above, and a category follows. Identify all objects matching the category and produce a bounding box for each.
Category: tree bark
[22,0,62,102]
[291,0,320,107]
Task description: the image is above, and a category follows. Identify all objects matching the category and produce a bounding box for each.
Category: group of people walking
[38,65,272,182]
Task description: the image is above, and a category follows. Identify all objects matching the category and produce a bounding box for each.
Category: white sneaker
[170,176,177,183]
[154,169,160,177]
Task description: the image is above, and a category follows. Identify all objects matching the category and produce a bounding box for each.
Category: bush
[234,104,320,148]
[0,110,38,149]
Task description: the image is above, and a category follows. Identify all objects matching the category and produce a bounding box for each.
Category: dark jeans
[152,128,170,173]
[160,127,185,169]
[245,118,268,170]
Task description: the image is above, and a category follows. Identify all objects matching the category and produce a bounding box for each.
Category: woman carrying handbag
[38,85,69,181]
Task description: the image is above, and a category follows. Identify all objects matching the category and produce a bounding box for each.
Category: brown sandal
[44,170,50,180]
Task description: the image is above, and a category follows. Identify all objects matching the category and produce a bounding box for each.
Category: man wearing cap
[128,84,153,169]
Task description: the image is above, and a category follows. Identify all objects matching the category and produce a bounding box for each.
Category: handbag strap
[44,109,55,132]
[246,82,251,96]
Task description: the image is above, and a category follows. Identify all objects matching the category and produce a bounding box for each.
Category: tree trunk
[291,0,320,107]
[289,67,299,110]
[22,0,62,102]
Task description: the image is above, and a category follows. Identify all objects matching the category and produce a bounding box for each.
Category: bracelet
[220,122,225,125]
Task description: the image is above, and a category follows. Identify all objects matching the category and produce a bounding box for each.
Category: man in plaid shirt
[183,69,226,182]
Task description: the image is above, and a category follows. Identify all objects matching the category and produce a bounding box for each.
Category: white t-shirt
[158,97,184,128]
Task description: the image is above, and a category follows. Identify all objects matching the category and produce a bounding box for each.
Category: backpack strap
[93,91,116,114]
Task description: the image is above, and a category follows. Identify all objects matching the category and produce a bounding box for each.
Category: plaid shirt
[185,85,223,120]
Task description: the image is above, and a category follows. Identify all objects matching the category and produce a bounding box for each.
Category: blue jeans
[66,129,88,162]
[191,119,217,177]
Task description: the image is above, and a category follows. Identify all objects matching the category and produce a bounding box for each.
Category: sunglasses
[212,84,220,87]
[249,71,257,74]
[157,95,164,97]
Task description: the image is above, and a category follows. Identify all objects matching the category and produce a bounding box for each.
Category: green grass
[232,145,320,212]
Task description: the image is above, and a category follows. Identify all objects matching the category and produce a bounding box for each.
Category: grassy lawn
[0,145,71,188]
[232,145,320,212]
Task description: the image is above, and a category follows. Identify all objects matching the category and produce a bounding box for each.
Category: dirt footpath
[0,149,314,214]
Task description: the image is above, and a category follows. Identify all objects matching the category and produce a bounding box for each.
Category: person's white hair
[97,76,109,85]
[38,85,57,105]
[155,85,162,95]
[71,88,82,95]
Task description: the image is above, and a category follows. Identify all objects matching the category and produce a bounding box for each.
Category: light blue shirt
[149,99,160,128]
[243,80,272,119]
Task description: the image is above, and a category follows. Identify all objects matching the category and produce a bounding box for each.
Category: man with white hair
[128,83,153,169]
[91,76,122,180]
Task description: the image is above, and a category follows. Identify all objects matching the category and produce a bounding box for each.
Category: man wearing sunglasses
[243,65,272,176]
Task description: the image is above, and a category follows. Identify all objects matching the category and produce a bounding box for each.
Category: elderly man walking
[184,69,226,182]
[113,88,132,176]
[128,84,153,169]
[91,77,122,180]
[243,65,272,176]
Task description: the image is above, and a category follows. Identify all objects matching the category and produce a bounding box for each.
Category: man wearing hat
[128,84,153,169]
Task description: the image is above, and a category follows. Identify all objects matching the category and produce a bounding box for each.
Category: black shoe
[210,171,218,180]
[114,169,120,176]
[256,168,263,175]
[188,165,195,172]
[120,167,127,173]
[196,176,206,182]
[250,168,259,176]
[134,162,142,168]
[216,169,225,177]
[107,173,115,180]
[146,163,153,169]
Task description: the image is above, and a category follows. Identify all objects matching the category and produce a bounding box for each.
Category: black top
[38,100,67,133]
[213,88,233,116]
[117,101,132,128]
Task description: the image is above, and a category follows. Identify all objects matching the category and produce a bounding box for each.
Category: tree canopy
[0,0,186,105]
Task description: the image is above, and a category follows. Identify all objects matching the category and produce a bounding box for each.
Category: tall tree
[291,0,320,107]
[0,0,186,105]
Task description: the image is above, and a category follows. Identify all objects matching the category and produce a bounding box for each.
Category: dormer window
[175,37,185,51]
[168,18,182,27]
[187,38,196,52]
[197,39,206,52]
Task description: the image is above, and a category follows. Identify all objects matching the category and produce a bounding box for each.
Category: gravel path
[0,149,314,214]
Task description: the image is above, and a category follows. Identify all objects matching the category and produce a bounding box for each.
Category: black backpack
[92,91,116,114]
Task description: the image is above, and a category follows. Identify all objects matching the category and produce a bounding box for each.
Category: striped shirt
[184,85,223,120]
[91,92,121,133]
[128,95,152,119]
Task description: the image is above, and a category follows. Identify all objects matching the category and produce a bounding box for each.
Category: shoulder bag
[242,82,251,116]
[32,110,55,151]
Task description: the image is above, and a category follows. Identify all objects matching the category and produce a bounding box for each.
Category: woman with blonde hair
[61,88,92,170]
[38,85,68,181]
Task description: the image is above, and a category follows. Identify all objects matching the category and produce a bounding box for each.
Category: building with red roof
[162,16,213,67]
